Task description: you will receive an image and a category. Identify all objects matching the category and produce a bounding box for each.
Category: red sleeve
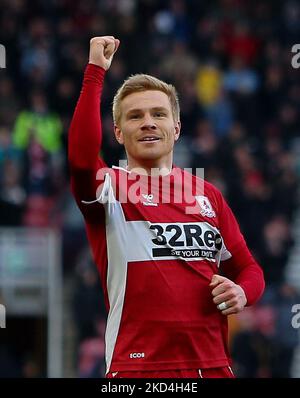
[216,188,265,306]
[68,63,108,221]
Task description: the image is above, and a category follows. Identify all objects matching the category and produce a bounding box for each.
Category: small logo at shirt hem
[129,352,145,359]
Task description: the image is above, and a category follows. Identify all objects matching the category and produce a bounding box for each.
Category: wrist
[87,62,107,72]
[84,63,106,86]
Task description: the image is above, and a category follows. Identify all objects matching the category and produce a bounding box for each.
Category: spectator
[13,91,62,154]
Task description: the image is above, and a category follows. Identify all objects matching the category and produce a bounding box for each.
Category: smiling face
[114,90,181,173]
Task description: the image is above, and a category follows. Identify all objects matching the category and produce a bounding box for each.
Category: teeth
[142,137,159,141]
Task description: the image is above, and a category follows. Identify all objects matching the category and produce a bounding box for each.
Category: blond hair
[112,74,180,125]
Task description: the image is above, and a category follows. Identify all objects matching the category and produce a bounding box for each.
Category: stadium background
[0,0,299,378]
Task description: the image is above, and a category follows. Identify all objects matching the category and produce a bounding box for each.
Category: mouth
[138,136,161,143]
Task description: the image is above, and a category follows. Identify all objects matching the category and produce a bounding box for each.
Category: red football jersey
[69,64,265,374]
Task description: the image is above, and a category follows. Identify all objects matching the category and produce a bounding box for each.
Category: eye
[154,112,166,118]
[129,114,141,120]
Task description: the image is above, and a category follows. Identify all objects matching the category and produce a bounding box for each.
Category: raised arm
[68,36,120,217]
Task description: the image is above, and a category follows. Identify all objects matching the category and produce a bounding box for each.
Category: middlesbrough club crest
[195,196,216,218]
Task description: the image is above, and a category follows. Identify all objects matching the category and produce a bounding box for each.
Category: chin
[133,145,159,156]
[138,150,163,160]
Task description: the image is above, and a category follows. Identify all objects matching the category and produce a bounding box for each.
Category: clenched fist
[89,36,120,70]
[210,274,247,315]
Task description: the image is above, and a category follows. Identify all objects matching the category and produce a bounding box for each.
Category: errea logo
[142,194,158,207]
[129,352,145,359]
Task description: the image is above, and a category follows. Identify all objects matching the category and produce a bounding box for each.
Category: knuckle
[90,37,107,46]
[90,37,100,43]
[224,281,231,289]
[90,36,116,45]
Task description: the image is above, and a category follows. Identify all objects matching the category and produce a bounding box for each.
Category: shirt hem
[109,358,229,373]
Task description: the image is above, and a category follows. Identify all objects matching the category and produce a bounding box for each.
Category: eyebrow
[126,107,169,116]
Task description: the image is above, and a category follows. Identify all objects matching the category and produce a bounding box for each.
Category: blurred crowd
[0,0,299,378]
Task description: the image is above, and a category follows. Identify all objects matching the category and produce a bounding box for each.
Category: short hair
[112,74,180,125]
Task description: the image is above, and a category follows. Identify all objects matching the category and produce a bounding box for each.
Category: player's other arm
[210,187,265,315]
[68,36,120,213]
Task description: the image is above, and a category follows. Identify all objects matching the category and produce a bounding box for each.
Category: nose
[141,114,156,130]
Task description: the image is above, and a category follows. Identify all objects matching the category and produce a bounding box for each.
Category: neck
[127,156,173,176]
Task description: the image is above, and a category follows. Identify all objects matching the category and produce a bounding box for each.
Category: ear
[174,120,181,142]
[114,125,124,145]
